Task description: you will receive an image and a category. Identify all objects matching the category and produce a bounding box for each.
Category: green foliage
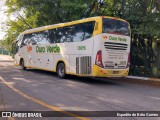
[1,0,160,52]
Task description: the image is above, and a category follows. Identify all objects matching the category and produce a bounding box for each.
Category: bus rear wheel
[57,62,66,79]
[20,59,26,70]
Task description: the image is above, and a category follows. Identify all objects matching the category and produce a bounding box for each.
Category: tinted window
[22,34,32,46]
[50,28,66,43]
[49,25,78,43]
[103,18,130,36]
[12,41,19,55]
[17,34,23,42]
[32,30,50,45]
[21,21,95,45]
[49,21,95,43]
[16,34,24,47]
[72,23,85,42]
[22,30,50,45]
[63,26,75,42]
[53,28,66,43]
[84,21,95,40]
[49,29,56,43]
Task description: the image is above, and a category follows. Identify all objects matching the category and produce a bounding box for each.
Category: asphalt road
[0,55,160,120]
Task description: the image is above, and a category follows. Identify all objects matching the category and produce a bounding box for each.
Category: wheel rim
[58,64,65,77]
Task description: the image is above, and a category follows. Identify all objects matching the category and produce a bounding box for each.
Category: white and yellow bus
[12,16,131,78]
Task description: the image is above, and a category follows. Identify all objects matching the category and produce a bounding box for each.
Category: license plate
[113,71,119,74]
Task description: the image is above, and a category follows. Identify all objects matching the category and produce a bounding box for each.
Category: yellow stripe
[22,17,101,34]
[8,118,16,120]
[0,76,89,120]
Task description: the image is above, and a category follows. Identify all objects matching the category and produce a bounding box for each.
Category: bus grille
[76,57,79,74]
[76,56,92,75]
[104,42,128,50]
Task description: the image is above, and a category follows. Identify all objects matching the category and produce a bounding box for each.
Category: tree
[2,0,160,76]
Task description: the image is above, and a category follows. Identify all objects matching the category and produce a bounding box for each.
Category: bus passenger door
[27,45,45,68]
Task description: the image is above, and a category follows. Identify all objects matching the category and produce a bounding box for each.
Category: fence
[0,49,10,55]
[130,34,159,77]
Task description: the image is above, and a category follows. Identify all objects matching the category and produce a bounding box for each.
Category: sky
[0,0,7,40]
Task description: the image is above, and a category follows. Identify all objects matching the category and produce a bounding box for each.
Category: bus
[12,16,131,78]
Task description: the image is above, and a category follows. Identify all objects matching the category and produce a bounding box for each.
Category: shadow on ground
[25,68,118,86]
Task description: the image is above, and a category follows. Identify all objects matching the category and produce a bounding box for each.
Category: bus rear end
[93,17,130,77]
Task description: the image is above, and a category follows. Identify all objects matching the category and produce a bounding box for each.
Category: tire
[57,62,66,79]
[21,59,26,70]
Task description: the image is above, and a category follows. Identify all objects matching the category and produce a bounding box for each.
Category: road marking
[126,76,148,80]
[8,118,16,120]
[0,76,90,120]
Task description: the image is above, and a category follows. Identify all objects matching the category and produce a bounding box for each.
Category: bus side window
[31,33,39,45]
[29,33,37,45]
[22,34,33,46]
[49,29,56,43]
[60,27,68,43]
[63,26,75,42]
[54,28,66,43]
[12,41,19,55]
[22,34,28,46]
[35,30,50,45]
[84,21,95,40]
[73,23,85,42]
[16,34,24,48]
[49,28,66,43]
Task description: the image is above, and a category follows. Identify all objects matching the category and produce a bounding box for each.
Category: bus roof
[21,16,128,35]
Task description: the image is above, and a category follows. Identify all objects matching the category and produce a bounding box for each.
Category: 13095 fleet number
[77,46,86,50]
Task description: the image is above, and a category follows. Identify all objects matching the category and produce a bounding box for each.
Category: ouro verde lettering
[109,36,117,41]
[46,45,60,53]
[109,36,127,42]
[36,45,60,53]
[77,46,86,50]
[118,37,127,42]
[36,46,45,53]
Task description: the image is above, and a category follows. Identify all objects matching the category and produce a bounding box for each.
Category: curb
[108,76,160,87]
[126,76,160,82]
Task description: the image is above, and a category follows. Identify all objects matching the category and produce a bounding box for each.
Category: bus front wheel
[57,62,66,79]
[20,59,26,70]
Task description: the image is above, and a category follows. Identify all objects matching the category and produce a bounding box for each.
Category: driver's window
[17,34,24,48]
[12,41,19,55]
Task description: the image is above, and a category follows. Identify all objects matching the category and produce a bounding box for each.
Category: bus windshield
[102,18,130,36]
